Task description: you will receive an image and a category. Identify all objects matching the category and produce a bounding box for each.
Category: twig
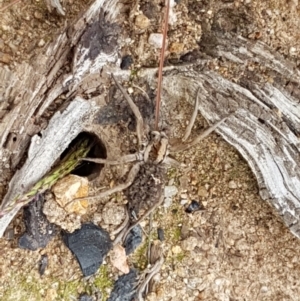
[132,84,152,103]
[0,0,21,12]
[111,74,144,147]
[154,0,170,130]
[182,87,201,141]
[145,212,153,295]
[111,207,130,237]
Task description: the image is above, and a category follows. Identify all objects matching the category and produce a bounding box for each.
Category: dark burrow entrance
[60,132,107,180]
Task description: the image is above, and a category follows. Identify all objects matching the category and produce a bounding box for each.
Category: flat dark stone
[39,254,48,276]
[107,269,138,301]
[157,228,165,241]
[185,200,204,214]
[18,194,56,251]
[123,225,142,255]
[120,55,133,70]
[62,223,112,277]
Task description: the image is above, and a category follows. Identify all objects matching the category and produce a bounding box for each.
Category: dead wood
[0,1,299,239]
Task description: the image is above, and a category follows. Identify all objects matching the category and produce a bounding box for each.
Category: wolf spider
[80,74,229,299]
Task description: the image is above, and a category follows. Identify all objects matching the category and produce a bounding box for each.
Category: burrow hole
[60,132,107,180]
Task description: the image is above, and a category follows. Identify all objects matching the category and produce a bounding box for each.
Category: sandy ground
[1,0,300,300]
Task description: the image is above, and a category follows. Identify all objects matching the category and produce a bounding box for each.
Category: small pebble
[39,255,48,276]
[0,52,11,64]
[172,245,182,254]
[38,39,45,47]
[164,185,178,198]
[185,200,204,213]
[148,33,164,49]
[228,180,238,189]
[124,225,142,255]
[157,228,165,241]
[34,11,43,20]
[197,186,208,197]
[169,42,184,54]
[180,199,188,205]
[164,197,173,208]
[224,163,231,170]
[79,294,93,301]
[135,14,150,29]
[120,55,133,70]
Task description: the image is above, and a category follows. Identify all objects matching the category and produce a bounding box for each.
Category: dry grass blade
[0,138,93,217]
[154,0,170,130]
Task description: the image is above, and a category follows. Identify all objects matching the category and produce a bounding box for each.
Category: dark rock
[120,55,133,70]
[39,254,48,276]
[123,225,142,255]
[62,223,112,277]
[79,294,93,301]
[157,228,165,241]
[18,194,56,251]
[180,49,202,62]
[185,200,204,214]
[107,269,138,301]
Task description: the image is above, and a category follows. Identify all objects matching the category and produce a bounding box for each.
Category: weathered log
[0,0,299,238]
[0,97,93,237]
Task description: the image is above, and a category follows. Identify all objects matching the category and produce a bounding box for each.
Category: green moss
[175,252,185,262]
[0,264,114,301]
[92,265,113,300]
[172,226,182,241]
[132,238,149,270]
[1,274,43,301]
[57,279,82,300]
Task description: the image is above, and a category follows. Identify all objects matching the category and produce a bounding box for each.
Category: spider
[81,73,228,209]
[78,73,229,299]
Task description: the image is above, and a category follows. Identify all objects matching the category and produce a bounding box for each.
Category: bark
[0,0,299,237]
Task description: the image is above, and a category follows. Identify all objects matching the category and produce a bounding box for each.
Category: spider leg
[182,87,201,142]
[170,115,230,153]
[136,256,164,301]
[72,162,141,202]
[111,74,145,147]
[162,156,183,168]
[82,153,141,165]
[112,194,164,245]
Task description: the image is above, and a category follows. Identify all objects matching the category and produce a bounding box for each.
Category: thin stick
[111,207,130,237]
[182,87,201,142]
[154,0,170,130]
[0,0,21,12]
[145,212,153,294]
[132,84,152,103]
[111,74,144,147]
